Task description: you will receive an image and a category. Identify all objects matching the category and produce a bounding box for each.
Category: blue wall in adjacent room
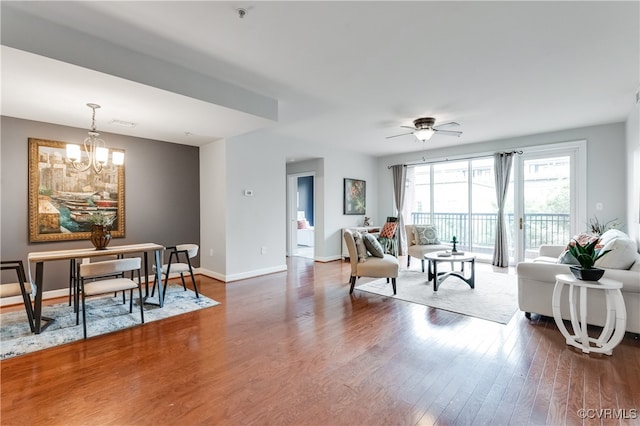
[298,176,314,226]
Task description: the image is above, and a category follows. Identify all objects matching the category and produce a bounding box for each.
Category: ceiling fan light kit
[386,116,463,141]
[414,128,435,141]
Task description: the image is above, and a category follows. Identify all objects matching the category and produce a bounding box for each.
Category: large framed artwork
[28,138,125,242]
[343,178,366,215]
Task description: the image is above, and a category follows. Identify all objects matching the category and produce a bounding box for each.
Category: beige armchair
[343,229,399,294]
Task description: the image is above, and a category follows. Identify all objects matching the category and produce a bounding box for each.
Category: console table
[553,274,626,355]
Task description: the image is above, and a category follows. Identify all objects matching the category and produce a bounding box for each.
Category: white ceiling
[1,1,638,157]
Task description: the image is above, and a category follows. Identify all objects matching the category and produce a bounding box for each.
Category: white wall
[322,152,379,260]
[200,140,227,279]
[199,128,380,280]
[627,101,640,246]
[223,132,289,281]
[377,122,629,235]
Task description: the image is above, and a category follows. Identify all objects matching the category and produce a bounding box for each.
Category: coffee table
[424,252,476,291]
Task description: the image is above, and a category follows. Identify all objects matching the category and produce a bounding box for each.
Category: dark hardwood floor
[1,256,639,425]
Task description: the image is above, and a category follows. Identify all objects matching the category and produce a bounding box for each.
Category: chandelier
[66,103,124,174]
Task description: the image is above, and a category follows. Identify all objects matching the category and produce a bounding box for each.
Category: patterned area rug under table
[1,284,220,360]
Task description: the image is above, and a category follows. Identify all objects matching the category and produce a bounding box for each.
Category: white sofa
[405,225,451,272]
[516,230,640,334]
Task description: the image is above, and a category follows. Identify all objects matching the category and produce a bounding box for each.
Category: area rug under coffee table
[355,269,518,324]
[1,284,220,360]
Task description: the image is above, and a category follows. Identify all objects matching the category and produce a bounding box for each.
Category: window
[404,157,496,261]
[403,143,582,264]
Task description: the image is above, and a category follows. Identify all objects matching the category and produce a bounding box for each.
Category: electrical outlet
[596,202,603,211]
[209,248,213,256]
[261,246,267,255]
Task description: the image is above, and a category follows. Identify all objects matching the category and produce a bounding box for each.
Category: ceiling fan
[386,117,463,141]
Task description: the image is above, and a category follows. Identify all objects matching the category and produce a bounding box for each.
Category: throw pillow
[380,222,397,239]
[599,229,629,246]
[297,220,309,229]
[409,225,418,244]
[362,233,385,258]
[352,231,368,263]
[594,231,638,269]
[414,224,439,245]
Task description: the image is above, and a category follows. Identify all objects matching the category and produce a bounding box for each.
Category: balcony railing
[410,212,570,253]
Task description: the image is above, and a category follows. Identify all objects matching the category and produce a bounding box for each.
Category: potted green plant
[587,215,620,236]
[567,238,612,281]
[87,212,115,250]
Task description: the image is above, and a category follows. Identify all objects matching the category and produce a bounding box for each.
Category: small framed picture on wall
[343,178,366,215]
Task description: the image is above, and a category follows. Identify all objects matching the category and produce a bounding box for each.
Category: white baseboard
[314,255,343,262]
[0,289,69,307]
[199,264,288,283]
[197,268,225,282]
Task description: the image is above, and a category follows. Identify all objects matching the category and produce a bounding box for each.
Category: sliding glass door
[405,158,497,261]
[403,141,585,264]
[512,146,584,262]
[433,161,469,251]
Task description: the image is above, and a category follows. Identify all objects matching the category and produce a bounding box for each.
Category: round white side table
[553,273,626,355]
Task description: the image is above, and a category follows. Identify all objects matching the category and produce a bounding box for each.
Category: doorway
[511,141,586,263]
[287,172,315,259]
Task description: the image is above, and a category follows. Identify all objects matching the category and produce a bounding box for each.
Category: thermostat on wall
[244,189,254,196]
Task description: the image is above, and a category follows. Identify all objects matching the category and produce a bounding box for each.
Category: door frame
[286,172,316,257]
[513,140,587,263]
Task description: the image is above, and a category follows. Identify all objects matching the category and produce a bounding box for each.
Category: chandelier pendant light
[67,103,124,174]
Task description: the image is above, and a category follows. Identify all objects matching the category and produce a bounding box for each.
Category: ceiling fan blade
[386,131,414,139]
[433,121,460,130]
[400,125,417,130]
[435,129,463,137]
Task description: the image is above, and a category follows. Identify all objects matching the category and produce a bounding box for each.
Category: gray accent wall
[1,116,200,292]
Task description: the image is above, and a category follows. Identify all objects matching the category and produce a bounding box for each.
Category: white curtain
[391,165,408,255]
[492,152,514,267]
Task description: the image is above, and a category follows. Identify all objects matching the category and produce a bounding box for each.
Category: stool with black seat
[1,260,35,332]
[151,244,200,299]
